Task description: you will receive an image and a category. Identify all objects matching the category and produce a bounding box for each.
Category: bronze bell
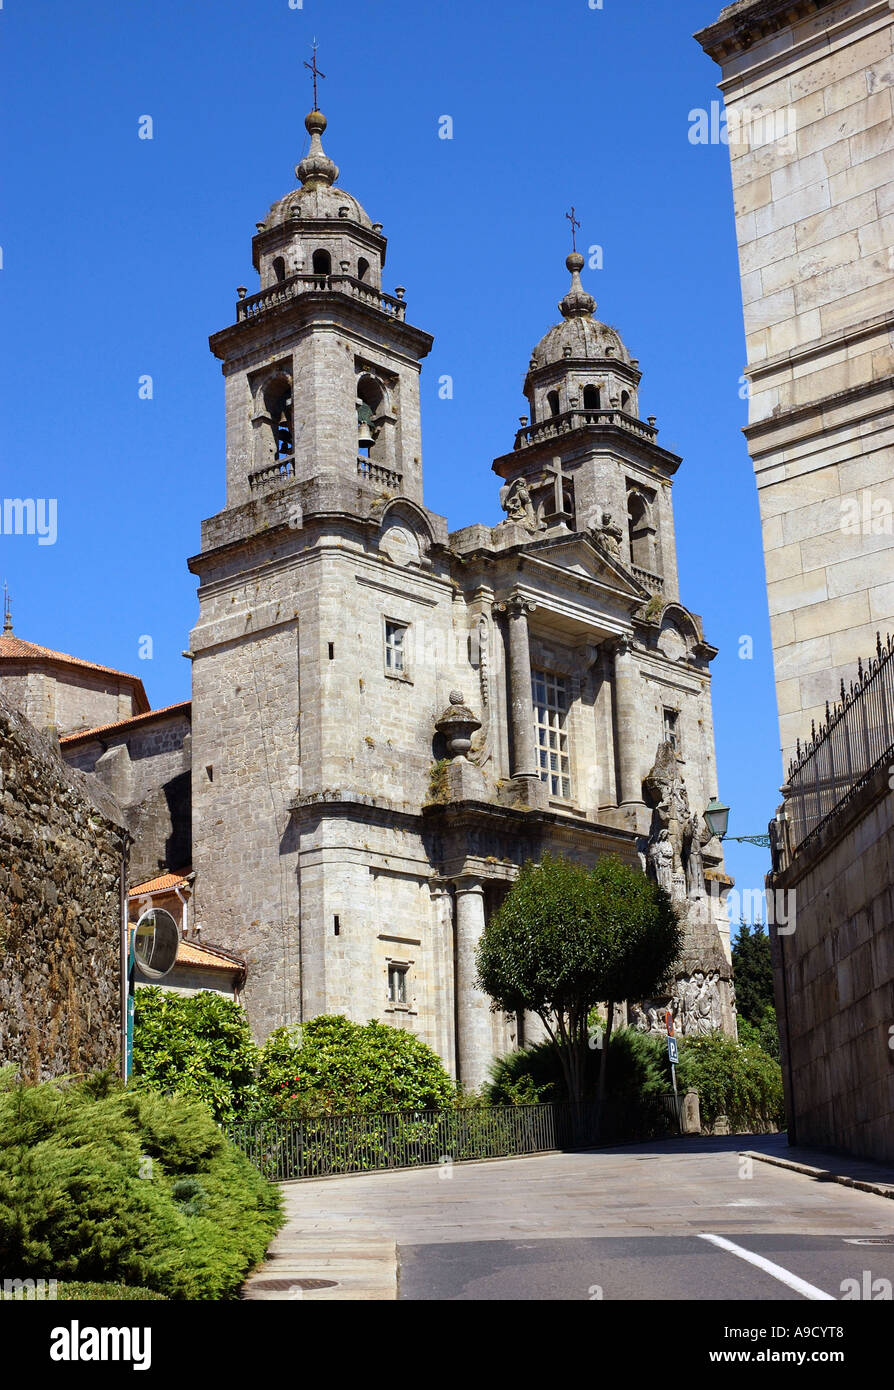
[357,401,376,450]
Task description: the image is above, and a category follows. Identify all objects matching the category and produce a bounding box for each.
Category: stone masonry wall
[771,764,894,1162]
[0,692,127,1079]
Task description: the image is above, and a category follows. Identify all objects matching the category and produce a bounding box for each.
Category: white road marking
[698,1233,836,1300]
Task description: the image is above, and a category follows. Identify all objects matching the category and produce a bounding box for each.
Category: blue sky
[0,0,779,917]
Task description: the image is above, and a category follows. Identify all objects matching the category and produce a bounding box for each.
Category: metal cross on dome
[565,206,581,253]
[304,40,326,110]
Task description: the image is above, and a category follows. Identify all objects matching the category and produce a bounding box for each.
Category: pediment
[515,532,649,606]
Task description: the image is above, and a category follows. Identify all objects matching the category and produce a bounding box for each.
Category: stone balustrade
[236,272,407,323]
[632,565,664,595]
[356,457,403,491]
[514,408,658,450]
[248,457,296,491]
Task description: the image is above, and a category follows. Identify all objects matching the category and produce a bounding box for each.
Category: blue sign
[667,1036,679,1066]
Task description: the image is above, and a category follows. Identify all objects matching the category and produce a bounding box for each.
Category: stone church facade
[186,106,736,1087]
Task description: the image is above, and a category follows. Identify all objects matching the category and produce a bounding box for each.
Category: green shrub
[0,1074,281,1300]
[485,1027,668,1106]
[0,1282,167,1301]
[132,988,259,1122]
[256,1014,456,1118]
[676,1033,784,1129]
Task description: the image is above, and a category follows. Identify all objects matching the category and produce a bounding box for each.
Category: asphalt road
[399,1232,894,1301]
[258,1134,894,1302]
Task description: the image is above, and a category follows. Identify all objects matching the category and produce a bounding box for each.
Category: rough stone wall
[696,0,894,768]
[0,692,127,1079]
[63,709,192,883]
[771,765,894,1162]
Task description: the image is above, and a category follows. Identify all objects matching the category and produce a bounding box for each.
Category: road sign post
[666,1011,682,1132]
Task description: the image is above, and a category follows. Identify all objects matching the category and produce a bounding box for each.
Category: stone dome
[257,109,376,233]
[262,182,374,232]
[529,253,632,369]
[532,315,632,368]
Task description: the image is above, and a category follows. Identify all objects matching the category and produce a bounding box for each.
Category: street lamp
[703,795,731,840]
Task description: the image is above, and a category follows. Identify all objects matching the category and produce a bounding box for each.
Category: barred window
[532,669,571,799]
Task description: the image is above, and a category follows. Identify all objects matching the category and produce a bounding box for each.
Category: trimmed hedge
[0,1072,281,1300]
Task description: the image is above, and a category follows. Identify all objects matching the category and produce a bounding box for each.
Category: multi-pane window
[663,707,680,753]
[384,620,408,675]
[532,669,572,799]
[387,963,408,1004]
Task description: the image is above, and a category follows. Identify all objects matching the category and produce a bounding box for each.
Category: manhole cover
[251,1277,338,1291]
[843,1238,894,1247]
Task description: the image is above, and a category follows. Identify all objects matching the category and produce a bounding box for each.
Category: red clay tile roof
[60,700,191,747]
[175,939,246,973]
[0,633,150,710]
[128,872,191,898]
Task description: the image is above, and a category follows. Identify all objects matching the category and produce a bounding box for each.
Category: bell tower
[492,251,683,602]
[208,105,433,511]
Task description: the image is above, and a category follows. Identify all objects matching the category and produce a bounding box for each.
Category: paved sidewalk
[742,1131,894,1199]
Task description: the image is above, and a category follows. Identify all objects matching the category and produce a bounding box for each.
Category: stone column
[497,592,539,786]
[453,877,494,1093]
[613,634,643,806]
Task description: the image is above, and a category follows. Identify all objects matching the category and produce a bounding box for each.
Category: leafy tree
[132,988,259,1122]
[476,854,681,1104]
[256,1015,455,1118]
[737,1006,781,1062]
[732,920,775,1025]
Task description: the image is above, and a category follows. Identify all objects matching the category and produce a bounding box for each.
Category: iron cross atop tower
[565,206,581,253]
[304,40,325,109]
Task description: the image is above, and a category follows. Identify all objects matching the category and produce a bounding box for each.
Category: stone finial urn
[435,691,481,759]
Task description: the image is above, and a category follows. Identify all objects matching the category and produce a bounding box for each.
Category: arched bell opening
[252,372,294,471]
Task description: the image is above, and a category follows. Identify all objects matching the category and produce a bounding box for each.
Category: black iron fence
[784,631,894,855]
[226,1094,682,1181]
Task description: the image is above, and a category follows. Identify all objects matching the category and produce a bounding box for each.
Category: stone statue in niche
[499,477,542,533]
[643,741,692,904]
[683,811,711,900]
[587,509,624,559]
[646,828,675,895]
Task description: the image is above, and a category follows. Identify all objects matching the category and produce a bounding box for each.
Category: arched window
[621,390,632,414]
[627,490,656,572]
[583,385,601,410]
[272,256,286,283]
[312,248,332,276]
[253,372,294,470]
[547,390,560,417]
[357,257,370,282]
[357,375,386,458]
